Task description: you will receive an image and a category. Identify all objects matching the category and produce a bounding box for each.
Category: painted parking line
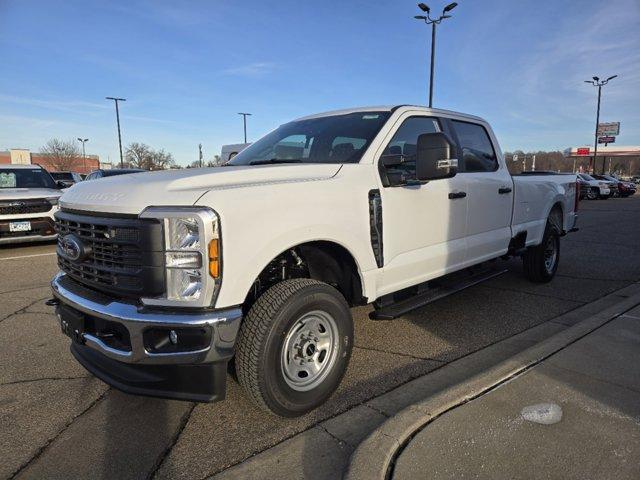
[0,252,57,261]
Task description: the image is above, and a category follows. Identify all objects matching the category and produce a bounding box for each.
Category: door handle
[448,191,467,199]
[498,187,512,194]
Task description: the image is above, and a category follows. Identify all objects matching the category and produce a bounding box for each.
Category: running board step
[369,267,508,320]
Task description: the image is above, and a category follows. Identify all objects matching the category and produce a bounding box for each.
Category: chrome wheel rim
[281,310,339,392]
[544,235,558,274]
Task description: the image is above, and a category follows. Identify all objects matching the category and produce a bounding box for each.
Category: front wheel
[586,188,598,200]
[522,218,560,283]
[235,279,353,417]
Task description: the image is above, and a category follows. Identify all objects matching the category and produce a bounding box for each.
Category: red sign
[577,147,590,156]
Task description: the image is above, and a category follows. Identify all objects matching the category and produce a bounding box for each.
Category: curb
[344,284,640,480]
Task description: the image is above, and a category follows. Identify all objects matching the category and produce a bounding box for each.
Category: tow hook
[45,298,60,307]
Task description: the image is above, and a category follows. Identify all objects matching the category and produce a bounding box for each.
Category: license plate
[58,306,86,344]
[9,221,31,232]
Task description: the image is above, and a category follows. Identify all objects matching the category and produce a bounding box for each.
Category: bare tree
[125,143,175,170]
[40,138,80,171]
[125,142,152,169]
[151,149,175,170]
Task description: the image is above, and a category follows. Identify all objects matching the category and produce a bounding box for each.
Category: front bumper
[0,216,57,244]
[51,272,242,402]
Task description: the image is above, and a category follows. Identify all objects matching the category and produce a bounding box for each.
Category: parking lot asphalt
[2,196,640,480]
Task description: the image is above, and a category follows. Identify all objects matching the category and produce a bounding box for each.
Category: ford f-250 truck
[49,106,578,417]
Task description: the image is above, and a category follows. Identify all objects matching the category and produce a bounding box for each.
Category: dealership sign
[597,122,620,136]
[576,147,590,155]
[598,136,616,144]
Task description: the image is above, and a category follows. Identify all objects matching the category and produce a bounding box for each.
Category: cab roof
[294,105,487,124]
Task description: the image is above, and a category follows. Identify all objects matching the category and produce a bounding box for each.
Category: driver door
[377,114,468,296]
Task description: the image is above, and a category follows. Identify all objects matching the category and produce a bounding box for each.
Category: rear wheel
[235,279,353,417]
[523,215,561,283]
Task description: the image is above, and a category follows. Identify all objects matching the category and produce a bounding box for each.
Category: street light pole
[238,112,252,143]
[584,75,617,174]
[77,138,89,172]
[429,21,436,107]
[106,97,126,168]
[415,2,458,108]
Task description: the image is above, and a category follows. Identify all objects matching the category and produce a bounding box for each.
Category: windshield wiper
[249,158,303,166]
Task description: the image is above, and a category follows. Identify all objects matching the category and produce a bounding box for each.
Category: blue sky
[1,0,638,166]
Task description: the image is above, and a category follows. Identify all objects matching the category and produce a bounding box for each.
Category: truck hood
[0,188,63,201]
[59,164,341,214]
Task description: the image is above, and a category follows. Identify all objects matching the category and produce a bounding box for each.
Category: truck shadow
[100,390,190,480]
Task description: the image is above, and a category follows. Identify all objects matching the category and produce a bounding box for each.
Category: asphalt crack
[8,387,110,479]
[353,344,444,363]
[318,424,351,448]
[147,403,197,480]
[0,284,51,296]
[0,296,51,324]
[0,375,89,387]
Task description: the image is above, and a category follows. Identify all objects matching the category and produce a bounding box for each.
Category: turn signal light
[208,239,220,278]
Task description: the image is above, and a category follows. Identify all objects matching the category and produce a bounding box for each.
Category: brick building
[0,148,99,174]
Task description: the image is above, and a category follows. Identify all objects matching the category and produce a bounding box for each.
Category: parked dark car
[597,174,636,198]
[49,171,83,187]
[83,168,145,181]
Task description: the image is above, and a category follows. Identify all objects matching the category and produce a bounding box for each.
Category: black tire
[235,279,353,417]
[586,188,598,200]
[522,215,561,283]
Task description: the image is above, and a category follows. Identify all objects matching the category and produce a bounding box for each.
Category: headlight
[47,197,59,206]
[139,207,221,307]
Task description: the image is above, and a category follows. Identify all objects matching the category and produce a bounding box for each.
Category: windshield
[0,168,57,189]
[228,111,391,166]
[579,174,595,181]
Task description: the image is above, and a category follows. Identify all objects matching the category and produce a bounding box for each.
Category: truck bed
[511,173,578,247]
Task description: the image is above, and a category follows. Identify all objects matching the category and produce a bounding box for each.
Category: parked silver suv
[0,165,64,244]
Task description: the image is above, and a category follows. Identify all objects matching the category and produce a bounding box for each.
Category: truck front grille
[0,198,52,215]
[55,210,165,299]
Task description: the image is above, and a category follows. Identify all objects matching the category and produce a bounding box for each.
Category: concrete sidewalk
[391,306,640,480]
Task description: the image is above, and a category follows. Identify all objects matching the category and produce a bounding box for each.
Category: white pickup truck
[50,106,578,417]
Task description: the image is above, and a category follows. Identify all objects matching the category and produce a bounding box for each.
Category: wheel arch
[547,200,564,233]
[240,240,367,313]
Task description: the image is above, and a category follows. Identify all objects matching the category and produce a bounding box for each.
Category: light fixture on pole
[584,75,617,174]
[238,112,252,143]
[106,97,126,168]
[77,138,89,172]
[414,2,458,108]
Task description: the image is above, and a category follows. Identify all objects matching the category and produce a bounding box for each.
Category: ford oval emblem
[60,234,89,262]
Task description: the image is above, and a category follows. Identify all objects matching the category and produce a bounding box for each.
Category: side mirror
[56,180,72,189]
[416,132,458,181]
[380,145,405,167]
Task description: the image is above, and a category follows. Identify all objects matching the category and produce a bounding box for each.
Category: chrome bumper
[51,272,242,365]
[0,233,57,244]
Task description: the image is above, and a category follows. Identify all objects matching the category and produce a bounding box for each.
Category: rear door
[450,120,513,263]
